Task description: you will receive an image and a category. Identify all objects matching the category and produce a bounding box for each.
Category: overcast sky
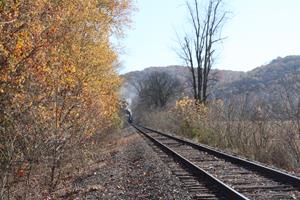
[118,0,300,73]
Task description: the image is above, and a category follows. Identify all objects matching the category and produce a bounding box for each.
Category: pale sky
[119,0,300,73]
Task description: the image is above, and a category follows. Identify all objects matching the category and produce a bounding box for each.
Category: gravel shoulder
[59,126,192,200]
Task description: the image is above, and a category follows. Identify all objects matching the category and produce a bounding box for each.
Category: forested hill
[122,55,300,109]
[122,66,245,103]
[212,56,300,99]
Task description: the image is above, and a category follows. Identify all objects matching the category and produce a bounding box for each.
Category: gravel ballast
[71,126,192,200]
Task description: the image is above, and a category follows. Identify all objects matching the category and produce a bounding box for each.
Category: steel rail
[136,124,300,189]
[132,124,249,200]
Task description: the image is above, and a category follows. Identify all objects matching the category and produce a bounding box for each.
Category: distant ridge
[122,55,300,112]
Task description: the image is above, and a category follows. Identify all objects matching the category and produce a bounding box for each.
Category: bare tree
[177,0,227,103]
[133,72,182,109]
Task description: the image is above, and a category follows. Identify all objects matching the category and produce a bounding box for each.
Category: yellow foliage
[0,1,134,194]
[173,97,209,123]
[1,0,133,131]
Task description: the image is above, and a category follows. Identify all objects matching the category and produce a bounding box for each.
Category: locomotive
[125,109,133,123]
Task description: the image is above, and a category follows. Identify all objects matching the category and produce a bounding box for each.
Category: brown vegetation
[135,94,300,171]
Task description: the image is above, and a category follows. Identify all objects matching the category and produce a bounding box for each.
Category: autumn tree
[0,0,133,198]
[177,0,227,103]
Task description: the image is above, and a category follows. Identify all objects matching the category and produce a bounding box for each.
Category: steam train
[125,109,133,123]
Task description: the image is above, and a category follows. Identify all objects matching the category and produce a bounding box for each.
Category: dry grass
[138,106,300,172]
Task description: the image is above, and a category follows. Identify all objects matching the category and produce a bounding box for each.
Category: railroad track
[132,124,300,200]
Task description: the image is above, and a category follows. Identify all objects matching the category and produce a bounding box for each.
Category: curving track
[132,124,300,200]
